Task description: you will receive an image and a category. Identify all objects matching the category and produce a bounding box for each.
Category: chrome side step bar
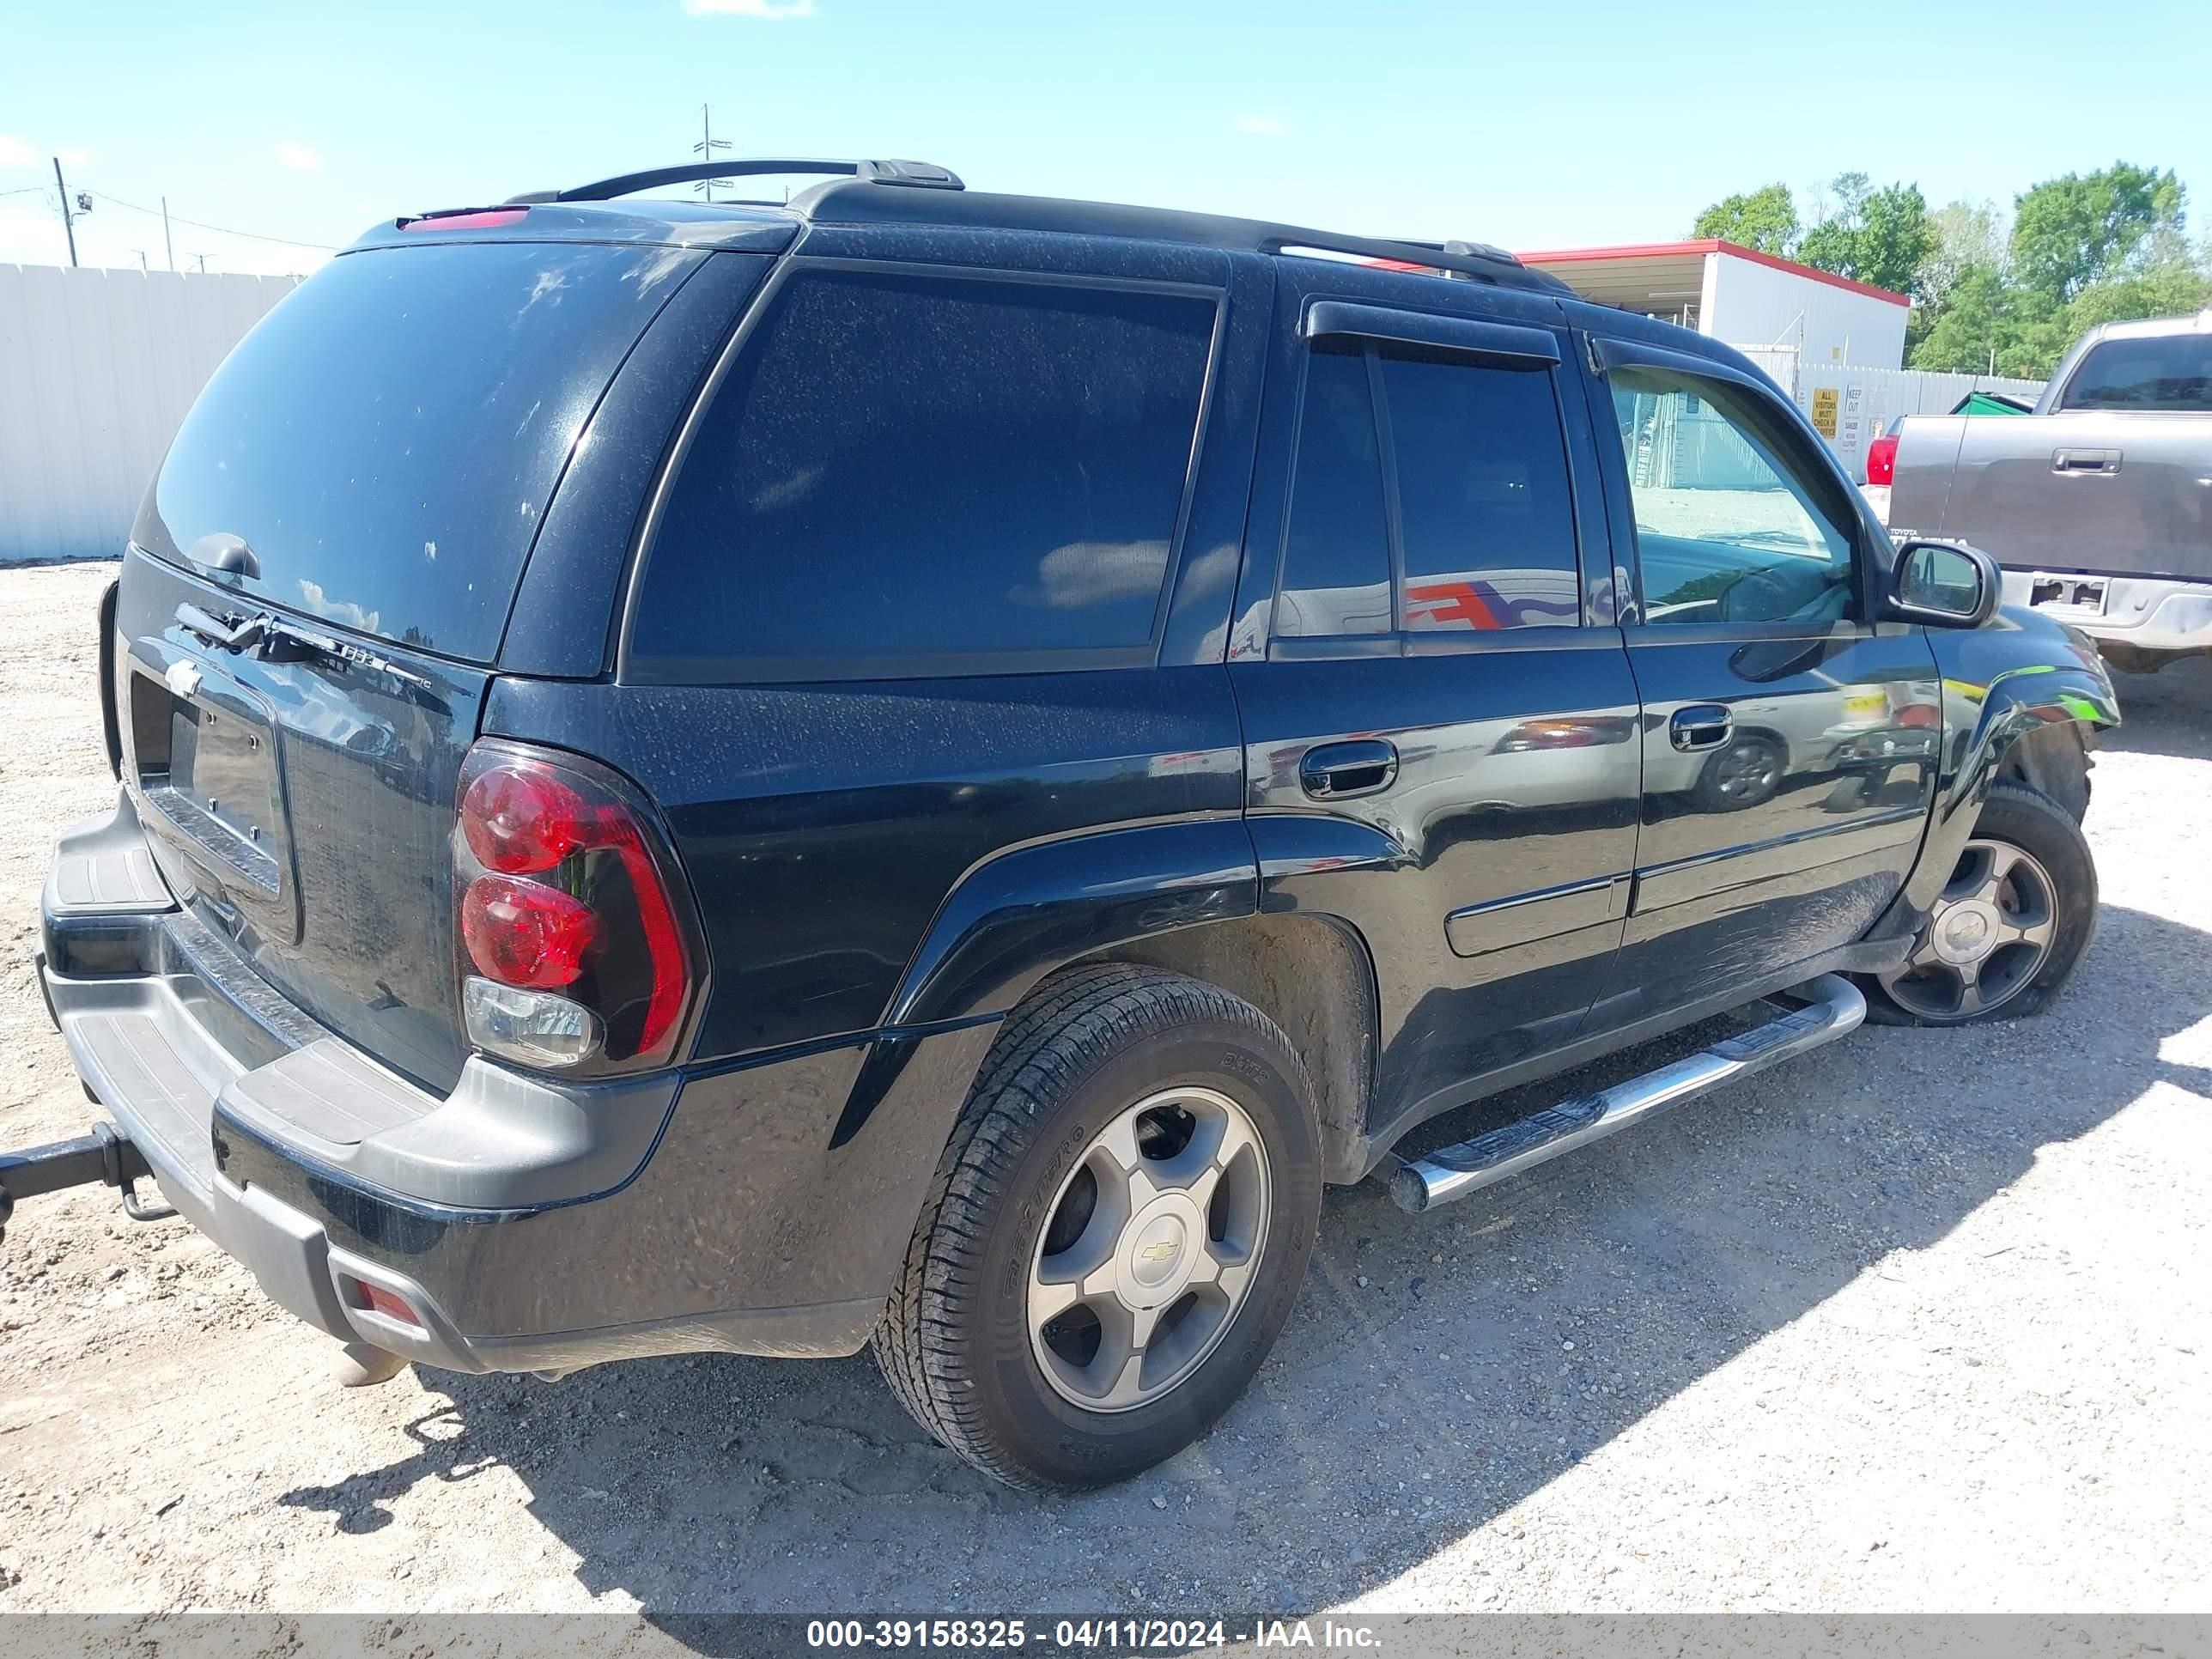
[1390,975,1866,1214]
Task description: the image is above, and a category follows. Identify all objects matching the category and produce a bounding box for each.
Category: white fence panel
[1724,343,2045,482]
[1735,345,1802,397]
[0,264,299,562]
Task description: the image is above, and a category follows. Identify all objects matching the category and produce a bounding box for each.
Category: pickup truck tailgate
[1894,411,2212,582]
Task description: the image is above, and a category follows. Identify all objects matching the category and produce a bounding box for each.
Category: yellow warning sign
[1810,386,1840,439]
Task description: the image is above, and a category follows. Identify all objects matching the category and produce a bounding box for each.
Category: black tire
[2001,721,2093,825]
[1861,779,2097,1026]
[873,963,1322,1491]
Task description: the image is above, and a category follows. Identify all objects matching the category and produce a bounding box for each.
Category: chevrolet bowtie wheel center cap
[1119,1199,1203,1304]
[1933,898,2002,964]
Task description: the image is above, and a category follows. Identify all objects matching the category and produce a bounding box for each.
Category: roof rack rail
[506,157,963,206]
[1257,225,1559,291]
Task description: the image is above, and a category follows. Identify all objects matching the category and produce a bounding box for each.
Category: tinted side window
[632,270,1218,676]
[1378,355,1579,630]
[1609,368,1856,627]
[2063,336,2212,411]
[1275,349,1392,637]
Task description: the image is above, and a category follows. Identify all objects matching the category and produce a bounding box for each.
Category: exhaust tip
[1389,1164,1432,1215]
[332,1341,410,1389]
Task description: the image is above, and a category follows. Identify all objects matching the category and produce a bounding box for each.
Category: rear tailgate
[115,550,488,1089]
[115,236,714,1091]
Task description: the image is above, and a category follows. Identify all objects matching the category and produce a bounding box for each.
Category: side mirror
[1882,539,2002,629]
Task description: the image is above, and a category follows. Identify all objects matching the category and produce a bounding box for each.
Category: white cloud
[0,133,35,167]
[1016,540,1172,610]
[1234,114,1285,137]
[684,0,816,14]
[275,142,320,173]
[0,198,68,266]
[57,146,91,167]
[295,579,380,635]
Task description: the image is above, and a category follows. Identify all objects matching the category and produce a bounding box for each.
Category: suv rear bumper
[37,791,884,1371]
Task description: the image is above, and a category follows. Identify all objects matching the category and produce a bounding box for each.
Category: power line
[83,188,338,252]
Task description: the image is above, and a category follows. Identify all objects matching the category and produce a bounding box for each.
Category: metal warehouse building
[1519,239,1911,371]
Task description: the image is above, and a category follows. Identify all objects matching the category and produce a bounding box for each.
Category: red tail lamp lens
[454,745,699,1071]
[605,830,688,1059]
[1866,434,1899,487]
[463,875,599,989]
[462,767,586,874]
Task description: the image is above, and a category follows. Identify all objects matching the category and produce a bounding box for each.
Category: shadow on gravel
[275,881,2212,1618]
[2100,656,2212,763]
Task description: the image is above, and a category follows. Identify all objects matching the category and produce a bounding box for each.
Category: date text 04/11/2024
[802,1619,1385,1650]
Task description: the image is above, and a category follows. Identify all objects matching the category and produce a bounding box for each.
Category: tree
[1908,200,2003,357]
[1692,184,1797,255]
[1698,161,2207,380]
[1796,172,1870,276]
[1796,173,1933,299]
[1919,200,2003,311]
[2009,161,2185,305]
[1909,263,2063,378]
[1909,262,2011,374]
[1854,184,1938,297]
[2065,257,2212,335]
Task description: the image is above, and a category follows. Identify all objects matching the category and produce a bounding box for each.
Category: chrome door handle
[1669,705,1734,751]
[1299,738,1399,800]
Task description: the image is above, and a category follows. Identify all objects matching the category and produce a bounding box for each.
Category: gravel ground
[0,558,2206,1615]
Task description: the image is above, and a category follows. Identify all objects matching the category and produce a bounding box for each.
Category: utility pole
[161,196,174,271]
[692,103,732,203]
[191,252,208,273]
[131,249,148,272]
[52,157,78,267]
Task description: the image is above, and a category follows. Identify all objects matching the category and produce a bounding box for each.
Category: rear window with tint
[1275,349,1392,638]
[2063,335,2212,411]
[138,241,703,663]
[1379,353,1579,630]
[628,268,1219,680]
[1273,343,1581,639]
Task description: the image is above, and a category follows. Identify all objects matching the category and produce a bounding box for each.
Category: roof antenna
[692,104,733,203]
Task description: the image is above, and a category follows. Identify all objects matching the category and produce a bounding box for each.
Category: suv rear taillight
[1866,432,1899,486]
[453,741,701,1073]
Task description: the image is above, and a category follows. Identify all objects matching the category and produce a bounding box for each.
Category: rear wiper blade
[259,617,435,690]
[175,602,267,653]
[173,603,433,690]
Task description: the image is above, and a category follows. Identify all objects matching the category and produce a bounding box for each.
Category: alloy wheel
[1876,836,2059,1019]
[1027,1085,1271,1413]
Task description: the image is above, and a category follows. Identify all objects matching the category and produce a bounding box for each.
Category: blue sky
[3,0,2209,276]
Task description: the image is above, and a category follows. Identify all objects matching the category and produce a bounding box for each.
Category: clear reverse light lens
[463,975,605,1069]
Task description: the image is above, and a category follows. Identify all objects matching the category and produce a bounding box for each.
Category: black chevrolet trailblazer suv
[3,157,2118,1490]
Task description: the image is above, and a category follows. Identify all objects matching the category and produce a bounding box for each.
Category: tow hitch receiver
[0,1122,175,1246]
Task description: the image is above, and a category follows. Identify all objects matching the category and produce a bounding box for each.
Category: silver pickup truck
[1890,311,2212,671]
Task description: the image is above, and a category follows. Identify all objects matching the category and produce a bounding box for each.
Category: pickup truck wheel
[1865,780,2096,1025]
[872,963,1322,1491]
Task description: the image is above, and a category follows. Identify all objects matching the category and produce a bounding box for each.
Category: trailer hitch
[0,1122,175,1247]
